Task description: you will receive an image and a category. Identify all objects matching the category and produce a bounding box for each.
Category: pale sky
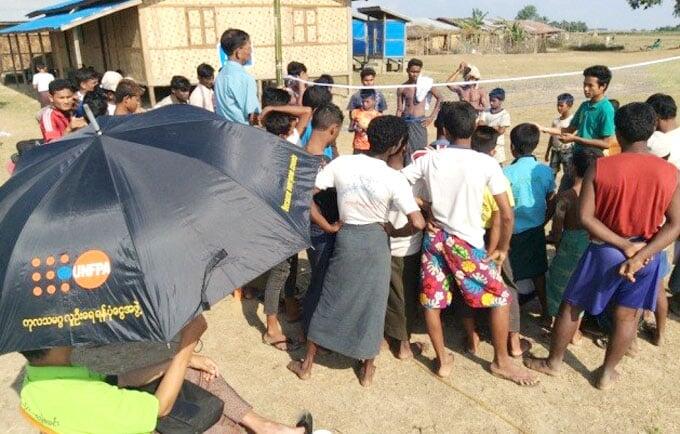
[1,0,678,30]
[358,0,679,30]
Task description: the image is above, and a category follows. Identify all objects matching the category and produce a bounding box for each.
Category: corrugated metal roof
[0,0,140,34]
[357,6,411,22]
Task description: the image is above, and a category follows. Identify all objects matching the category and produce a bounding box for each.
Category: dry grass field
[1,49,680,434]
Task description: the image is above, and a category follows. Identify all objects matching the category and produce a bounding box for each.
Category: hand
[458,61,467,71]
[623,241,646,259]
[68,116,87,132]
[426,218,440,235]
[189,354,219,382]
[560,133,577,143]
[325,221,343,234]
[619,257,646,283]
[180,314,208,346]
[421,117,433,128]
[485,249,508,267]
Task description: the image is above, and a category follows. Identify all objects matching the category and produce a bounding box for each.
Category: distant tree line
[515,5,589,32]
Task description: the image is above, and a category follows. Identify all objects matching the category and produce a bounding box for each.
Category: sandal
[296,411,313,434]
[262,335,302,352]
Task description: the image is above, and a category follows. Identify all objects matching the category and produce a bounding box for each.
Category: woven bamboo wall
[138,0,350,86]
[1,32,51,75]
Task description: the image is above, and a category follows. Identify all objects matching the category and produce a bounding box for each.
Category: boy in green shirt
[20,315,304,434]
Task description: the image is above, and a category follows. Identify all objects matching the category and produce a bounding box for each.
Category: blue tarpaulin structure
[0,0,141,34]
[354,6,410,72]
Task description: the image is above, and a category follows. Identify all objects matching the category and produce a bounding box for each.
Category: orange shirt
[351,108,381,151]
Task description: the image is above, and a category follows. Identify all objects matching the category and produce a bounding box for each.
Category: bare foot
[435,353,455,378]
[359,363,376,387]
[626,338,640,358]
[260,421,305,434]
[510,338,532,358]
[466,331,480,355]
[396,341,427,360]
[380,339,390,352]
[524,357,560,377]
[653,331,664,347]
[570,329,583,345]
[491,362,540,386]
[596,367,621,390]
[287,360,311,380]
[263,333,300,351]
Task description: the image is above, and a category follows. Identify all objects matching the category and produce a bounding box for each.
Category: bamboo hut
[1,0,353,104]
[407,18,460,55]
[0,22,52,84]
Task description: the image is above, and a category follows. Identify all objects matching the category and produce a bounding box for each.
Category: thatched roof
[514,20,563,35]
[407,18,460,38]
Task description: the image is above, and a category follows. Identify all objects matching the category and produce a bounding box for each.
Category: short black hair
[489,88,505,101]
[287,61,307,76]
[572,149,601,178]
[646,93,677,120]
[262,87,291,108]
[360,67,376,79]
[359,89,376,100]
[472,126,499,155]
[220,28,250,55]
[615,102,657,145]
[407,58,423,70]
[441,101,477,140]
[609,99,620,111]
[302,85,332,109]
[21,349,49,363]
[170,75,191,91]
[35,61,46,70]
[74,67,98,85]
[48,78,75,95]
[315,74,334,85]
[115,79,144,104]
[434,102,451,131]
[557,93,574,106]
[311,102,344,131]
[197,63,215,79]
[510,123,541,155]
[83,87,109,118]
[263,112,294,137]
[583,65,612,90]
[367,115,408,155]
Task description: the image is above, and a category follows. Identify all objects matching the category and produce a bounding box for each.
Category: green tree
[468,8,489,29]
[516,4,539,20]
[628,0,680,16]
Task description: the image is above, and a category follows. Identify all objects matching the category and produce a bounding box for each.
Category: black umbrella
[0,105,318,354]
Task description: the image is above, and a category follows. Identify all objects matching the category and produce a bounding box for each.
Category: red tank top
[594,153,677,239]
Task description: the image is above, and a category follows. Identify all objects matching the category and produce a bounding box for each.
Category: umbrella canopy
[0,105,318,354]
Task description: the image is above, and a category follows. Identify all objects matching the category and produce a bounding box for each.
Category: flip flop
[262,335,302,352]
[296,411,313,434]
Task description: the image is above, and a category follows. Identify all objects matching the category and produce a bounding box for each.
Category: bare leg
[533,274,549,320]
[287,341,318,380]
[654,286,668,346]
[241,411,304,434]
[395,339,425,360]
[570,317,584,345]
[423,308,454,377]
[525,301,583,376]
[359,359,376,387]
[488,304,538,386]
[508,332,532,357]
[462,316,480,355]
[597,305,641,390]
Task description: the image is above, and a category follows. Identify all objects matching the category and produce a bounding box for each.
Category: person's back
[594,153,676,240]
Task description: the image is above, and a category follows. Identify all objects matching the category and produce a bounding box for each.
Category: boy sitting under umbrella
[19,315,305,434]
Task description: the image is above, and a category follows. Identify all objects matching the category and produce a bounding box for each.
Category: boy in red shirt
[39,79,86,143]
[350,90,381,154]
[526,102,680,390]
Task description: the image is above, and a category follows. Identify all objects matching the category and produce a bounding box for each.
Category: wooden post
[38,32,48,69]
[14,34,27,85]
[72,27,83,68]
[26,34,35,71]
[7,35,19,86]
[273,0,283,86]
[97,20,108,70]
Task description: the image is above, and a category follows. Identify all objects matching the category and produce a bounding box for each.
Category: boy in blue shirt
[504,124,556,321]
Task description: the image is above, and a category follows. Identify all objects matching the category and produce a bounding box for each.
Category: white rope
[285,55,680,90]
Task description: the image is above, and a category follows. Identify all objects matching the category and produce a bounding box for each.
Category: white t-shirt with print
[315,154,419,226]
[32,72,54,92]
[402,147,508,249]
[550,114,575,153]
[478,108,511,162]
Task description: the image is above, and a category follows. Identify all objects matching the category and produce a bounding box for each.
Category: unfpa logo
[30,250,111,297]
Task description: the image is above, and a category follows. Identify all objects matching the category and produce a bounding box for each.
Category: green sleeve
[600,102,616,138]
[569,103,583,130]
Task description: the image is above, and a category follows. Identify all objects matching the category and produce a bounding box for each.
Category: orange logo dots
[31,258,41,267]
[46,270,55,280]
[46,285,56,295]
[46,256,55,266]
[60,254,69,264]
[60,283,70,293]
[33,287,42,297]
[31,272,41,282]
[73,250,111,290]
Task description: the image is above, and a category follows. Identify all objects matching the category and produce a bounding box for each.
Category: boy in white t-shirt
[478,88,511,164]
[402,101,538,386]
[32,63,55,107]
[189,63,216,112]
[544,93,575,177]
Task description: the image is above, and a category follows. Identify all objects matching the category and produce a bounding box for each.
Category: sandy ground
[1,50,680,433]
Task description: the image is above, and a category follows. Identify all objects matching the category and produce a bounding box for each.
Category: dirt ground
[1,50,680,433]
